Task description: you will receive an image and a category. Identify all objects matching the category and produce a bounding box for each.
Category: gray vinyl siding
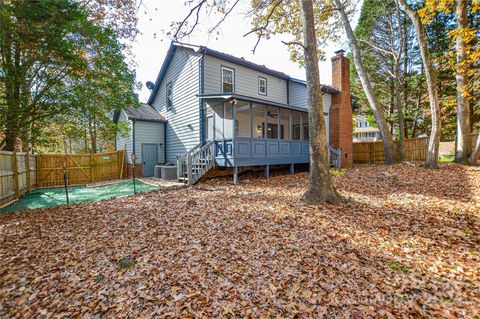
[151,46,201,163]
[288,81,332,113]
[289,81,308,109]
[134,121,165,165]
[115,111,133,164]
[203,55,288,104]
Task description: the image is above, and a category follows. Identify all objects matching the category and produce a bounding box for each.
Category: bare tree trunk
[389,77,395,135]
[394,63,405,161]
[454,0,471,164]
[335,0,398,164]
[88,115,97,154]
[411,110,419,138]
[470,134,480,165]
[396,0,441,169]
[402,15,410,139]
[300,0,340,205]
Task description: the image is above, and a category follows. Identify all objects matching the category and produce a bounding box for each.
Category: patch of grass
[330,169,346,177]
[292,247,300,253]
[118,257,135,270]
[470,250,478,257]
[438,157,454,163]
[389,262,400,271]
[389,262,409,273]
[464,229,473,235]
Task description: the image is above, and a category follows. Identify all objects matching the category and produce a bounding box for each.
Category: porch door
[141,143,157,176]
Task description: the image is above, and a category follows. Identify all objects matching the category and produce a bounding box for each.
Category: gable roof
[146,42,340,105]
[202,46,291,80]
[113,104,166,123]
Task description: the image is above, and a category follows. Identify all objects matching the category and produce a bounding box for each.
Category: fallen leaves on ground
[0,163,479,318]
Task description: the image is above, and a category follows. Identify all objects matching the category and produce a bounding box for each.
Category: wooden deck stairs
[176,140,215,185]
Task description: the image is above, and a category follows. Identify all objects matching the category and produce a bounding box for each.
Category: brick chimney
[330,49,353,168]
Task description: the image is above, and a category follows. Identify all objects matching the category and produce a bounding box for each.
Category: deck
[214,138,310,167]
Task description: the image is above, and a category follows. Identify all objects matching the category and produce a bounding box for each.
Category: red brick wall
[330,53,353,168]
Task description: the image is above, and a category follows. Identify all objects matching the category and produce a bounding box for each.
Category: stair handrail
[328,146,341,168]
[177,140,216,185]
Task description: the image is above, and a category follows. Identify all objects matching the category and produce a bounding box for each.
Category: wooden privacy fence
[353,137,429,164]
[0,150,125,207]
[36,150,125,188]
[0,151,36,207]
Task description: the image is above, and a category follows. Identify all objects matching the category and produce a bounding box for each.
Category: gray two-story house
[115,42,353,184]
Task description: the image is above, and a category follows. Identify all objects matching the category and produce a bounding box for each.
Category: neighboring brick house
[114,42,353,182]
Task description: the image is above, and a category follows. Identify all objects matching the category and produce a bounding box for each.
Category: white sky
[132,0,361,102]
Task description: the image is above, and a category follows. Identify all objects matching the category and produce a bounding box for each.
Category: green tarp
[1,180,158,213]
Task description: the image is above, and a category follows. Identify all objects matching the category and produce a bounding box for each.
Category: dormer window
[258,77,267,95]
[166,81,173,109]
[222,67,234,93]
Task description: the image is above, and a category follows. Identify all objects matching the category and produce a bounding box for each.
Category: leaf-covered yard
[1,164,479,318]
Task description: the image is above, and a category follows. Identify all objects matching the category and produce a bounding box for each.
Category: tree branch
[281,40,306,50]
[243,0,284,54]
[173,0,207,40]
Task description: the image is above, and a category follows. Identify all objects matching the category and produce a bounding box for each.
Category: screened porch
[202,97,327,167]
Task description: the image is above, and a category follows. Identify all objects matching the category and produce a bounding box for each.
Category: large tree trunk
[454,0,471,164]
[300,0,340,204]
[470,134,480,165]
[396,0,441,169]
[335,0,398,164]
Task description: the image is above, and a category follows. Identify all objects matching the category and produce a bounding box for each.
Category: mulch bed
[0,163,479,318]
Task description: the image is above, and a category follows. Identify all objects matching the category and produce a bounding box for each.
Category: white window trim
[258,76,267,95]
[166,81,173,110]
[221,66,235,93]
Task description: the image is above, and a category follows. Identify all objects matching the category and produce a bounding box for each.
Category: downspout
[163,122,167,164]
[199,49,206,145]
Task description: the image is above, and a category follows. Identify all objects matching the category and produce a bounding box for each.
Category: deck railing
[177,140,216,185]
[328,147,341,168]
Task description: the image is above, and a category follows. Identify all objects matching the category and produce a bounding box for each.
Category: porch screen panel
[266,106,279,139]
[235,101,251,138]
[302,112,309,141]
[213,103,224,140]
[292,111,301,140]
[205,105,214,141]
[224,103,234,139]
[279,109,290,140]
[252,103,266,139]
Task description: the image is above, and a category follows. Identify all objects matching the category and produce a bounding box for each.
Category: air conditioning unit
[161,165,178,180]
[154,165,162,180]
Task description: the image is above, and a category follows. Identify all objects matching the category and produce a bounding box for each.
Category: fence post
[25,152,31,192]
[89,153,93,182]
[12,152,20,199]
[119,145,126,179]
[369,143,373,164]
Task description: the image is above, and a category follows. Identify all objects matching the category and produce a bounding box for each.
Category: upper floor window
[222,67,234,93]
[166,81,173,110]
[258,77,267,95]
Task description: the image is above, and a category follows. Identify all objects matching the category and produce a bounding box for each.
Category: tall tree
[355,0,408,160]
[396,0,441,169]
[171,0,342,203]
[300,0,340,204]
[454,0,472,163]
[334,0,399,164]
[0,0,139,152]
